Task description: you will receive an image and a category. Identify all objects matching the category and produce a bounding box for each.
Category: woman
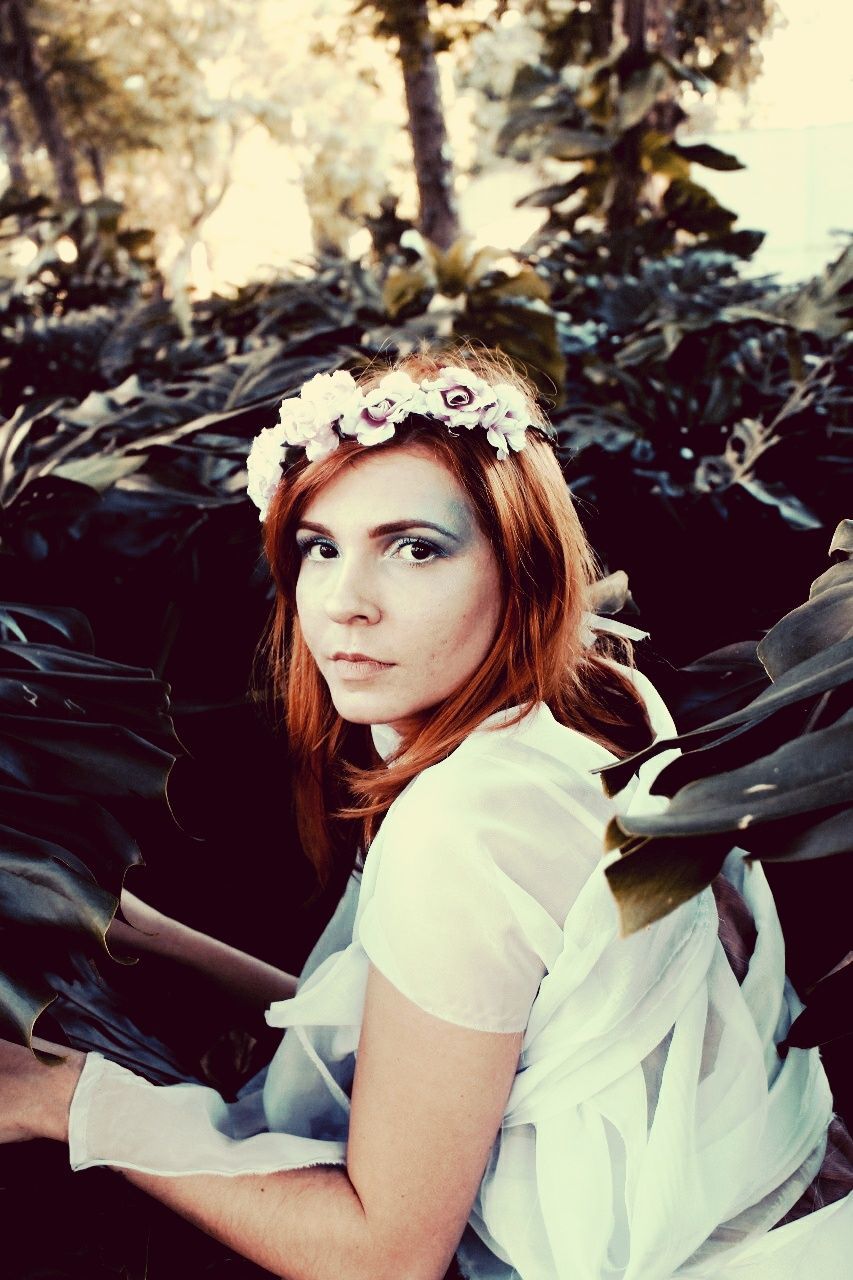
[1,350,850,1279]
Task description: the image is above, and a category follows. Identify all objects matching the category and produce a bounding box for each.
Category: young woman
[1,350,850,1279]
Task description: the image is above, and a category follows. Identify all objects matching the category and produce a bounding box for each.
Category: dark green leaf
[543,129,612,161]
[604,833,734,934]
[515,175,588,209]
[598,634,853,796]
[0,604,93,650]
[672,142,745,171]
[740,806,853,864]
[758,586,853,679]
[0,715,175,798]
[614,718,853,838]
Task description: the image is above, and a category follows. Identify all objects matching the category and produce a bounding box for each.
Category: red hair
[260,349,652,890]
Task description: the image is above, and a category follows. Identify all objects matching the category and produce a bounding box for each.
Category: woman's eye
[299,539,337,561]
[394,538,440,564]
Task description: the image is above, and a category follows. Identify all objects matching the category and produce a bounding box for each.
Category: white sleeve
[67,1051,347,1176]
[357,765,559,1033]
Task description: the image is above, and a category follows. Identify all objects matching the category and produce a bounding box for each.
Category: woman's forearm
[120,1163,387,1280]
[110,893,298,1007]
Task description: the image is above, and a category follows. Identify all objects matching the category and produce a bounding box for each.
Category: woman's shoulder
[419,700,605,782]
[380,703,617,868]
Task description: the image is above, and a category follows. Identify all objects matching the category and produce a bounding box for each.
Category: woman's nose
[322,555,381,625]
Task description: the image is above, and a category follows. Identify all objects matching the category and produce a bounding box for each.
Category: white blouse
[68,670,852,1278]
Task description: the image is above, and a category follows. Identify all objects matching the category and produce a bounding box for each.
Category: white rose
[421,365,496,429]
[246,422,288,519]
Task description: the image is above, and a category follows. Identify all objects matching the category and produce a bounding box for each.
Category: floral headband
[246,364,540,521]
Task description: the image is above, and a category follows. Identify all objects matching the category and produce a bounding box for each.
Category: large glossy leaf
[0,606,180,1050]
[610,716,853,840]
[757,585,853,679]
[515,175,588,209]
[0,788,142,892]
[734,805,853,865]
[0,603,94,650]
[598,633,853,796]
[0,716,175,798]
[604,833,735,934]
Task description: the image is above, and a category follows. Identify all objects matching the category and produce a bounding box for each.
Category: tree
[364,0,460,249]
[0,0,81,201]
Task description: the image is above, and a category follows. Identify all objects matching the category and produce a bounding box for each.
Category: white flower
[246,422,288,520]
[277,396,340,462]
[421,365,496,429]
[339,370,427,445]
[479,382,531,460]
[277,370,356,463]
[299,369,358,419]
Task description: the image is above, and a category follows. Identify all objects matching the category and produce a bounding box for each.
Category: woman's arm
[109,890,299,1008]
[3,964,522,1280]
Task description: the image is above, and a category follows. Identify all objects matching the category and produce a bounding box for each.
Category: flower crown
[246,365,540,521]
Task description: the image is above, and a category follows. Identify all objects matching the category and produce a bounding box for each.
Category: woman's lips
[331,654,395,681]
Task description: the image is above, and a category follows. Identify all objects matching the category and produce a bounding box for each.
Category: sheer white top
[68,670,852,1278]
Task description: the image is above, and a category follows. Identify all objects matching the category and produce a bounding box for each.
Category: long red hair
[260,349,652,890]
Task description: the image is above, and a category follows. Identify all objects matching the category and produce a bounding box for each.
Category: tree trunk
[0,78,27,189]
[1,0,80,203]
[607,0,647,251]
[391,0,459,251]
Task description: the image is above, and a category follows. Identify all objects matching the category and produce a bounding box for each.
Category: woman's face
[294,443,503,734]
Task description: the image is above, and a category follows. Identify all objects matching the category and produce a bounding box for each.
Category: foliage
[0,601,179,1051]
[601,518,853,1051]
[500,0,778,266]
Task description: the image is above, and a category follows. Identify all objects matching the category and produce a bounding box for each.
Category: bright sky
[195,0,852,293]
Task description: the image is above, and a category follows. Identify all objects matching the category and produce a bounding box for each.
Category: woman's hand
[0,1036,85,1145]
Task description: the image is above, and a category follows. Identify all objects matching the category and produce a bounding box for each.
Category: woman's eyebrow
[297,518,461,542]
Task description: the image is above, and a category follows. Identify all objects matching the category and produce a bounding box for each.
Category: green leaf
[737,477,823,531]
[778,243,853,337]
[758,586,853,679]
[543,129,613,161]
[515,175,588,209]
[588,570,631,616]
[0,964,56,1052]
[618,61,672,130]
[382,262,435,321]
[51,453,148,493]
[671,142,745,171]
[658,54,713,94]
[0,716,175,799]
[663,178,737,236]
[509,62,558,105]
[613,717,853,839]
[597,633,853,796]
[739,806,853,864]
[0,605,93,650]
[604,833,734,935]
